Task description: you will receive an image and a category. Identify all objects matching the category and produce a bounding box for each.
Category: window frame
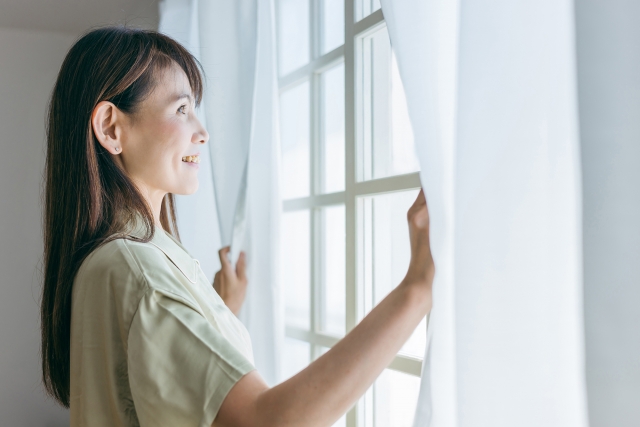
[277,1,424,424]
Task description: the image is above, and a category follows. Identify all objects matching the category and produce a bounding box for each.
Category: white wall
[576,1,640,426]
[0,26,75,426]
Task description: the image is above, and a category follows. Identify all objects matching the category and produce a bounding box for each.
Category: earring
[114,147,120,152]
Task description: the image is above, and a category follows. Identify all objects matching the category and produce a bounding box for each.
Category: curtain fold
[197,0,257,257]
[380,0,589,425]
[234,0,283,387]
[378,1,458,425]
[159,0,283,387]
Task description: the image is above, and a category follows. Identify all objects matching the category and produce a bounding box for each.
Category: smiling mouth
[182,155,200,163]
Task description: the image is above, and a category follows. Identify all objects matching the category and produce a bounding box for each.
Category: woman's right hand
[213,247,248,316]
[403,189,435,308]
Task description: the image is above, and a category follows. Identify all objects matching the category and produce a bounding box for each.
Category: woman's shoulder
[72,237,158,335]
[79,238,137,280]
[78,235,176,284]
[74,238,147,302]
[75,230,205,315]
[79,232,200,298]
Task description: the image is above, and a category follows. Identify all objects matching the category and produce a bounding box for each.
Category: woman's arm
[215,190,434,427]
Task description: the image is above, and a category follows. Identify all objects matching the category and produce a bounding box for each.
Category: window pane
[373,369,421,427]
[322,0,344,54]
[282,210,311,329]
[278,0,310,76]
[402,317,427,358]
[358,189,426,358]
[356,0,381,21]
[281,82,310,199]
[282,338,310,381]
[358,26,419,181]
[390,51,418,174]
[320,205,346,336]
[321,63,345,194]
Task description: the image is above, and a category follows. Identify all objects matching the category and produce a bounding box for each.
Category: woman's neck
[132,179,166,228]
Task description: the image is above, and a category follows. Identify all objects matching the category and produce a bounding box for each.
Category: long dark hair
[41,27,203,407]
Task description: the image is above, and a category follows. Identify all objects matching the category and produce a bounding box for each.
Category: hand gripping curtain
[379,0,589,426]
[159,0,283,386]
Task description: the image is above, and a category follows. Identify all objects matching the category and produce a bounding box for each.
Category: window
[277,1,424,425]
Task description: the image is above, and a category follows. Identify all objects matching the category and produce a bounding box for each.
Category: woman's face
[117,63,208,198]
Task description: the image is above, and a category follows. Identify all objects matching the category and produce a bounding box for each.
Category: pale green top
[69,221,255,427]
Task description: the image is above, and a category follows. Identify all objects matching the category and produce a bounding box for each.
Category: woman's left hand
[213,247,248,316]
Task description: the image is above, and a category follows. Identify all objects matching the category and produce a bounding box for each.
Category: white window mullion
[279,46,345,90]
[360,34,372,182]
[353,8,384,35]
[282,172,421,211]
[312,62,325,360]
[344,0,357,341]
[311,207,324,360]
[309,0,320,363]
[344,0,359,425]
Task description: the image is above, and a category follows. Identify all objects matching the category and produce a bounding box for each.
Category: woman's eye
[178,105,187,114]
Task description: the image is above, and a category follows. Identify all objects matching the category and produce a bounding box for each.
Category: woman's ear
[91,101,123,155]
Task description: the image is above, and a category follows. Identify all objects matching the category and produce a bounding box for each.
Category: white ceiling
[0,0,160,34]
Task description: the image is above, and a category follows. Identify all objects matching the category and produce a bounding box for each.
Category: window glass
[322,0,345,54]
[321,62,345,193]
[281,81,310,199]
[356,0,381,22]
[359,368,421,427]
[373,369,421,427]
[282,338,311,381]
[359,26,419,181]
[278,0,310,76]
[319,205,346,336]
[282,210,311,329]
[358,189,426,358]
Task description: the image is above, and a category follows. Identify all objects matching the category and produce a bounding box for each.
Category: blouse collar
[126,215,200,284]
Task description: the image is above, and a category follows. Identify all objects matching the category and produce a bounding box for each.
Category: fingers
[218,246,231,271]
[418,188,429,218]
[407,188,430,230]
[413,188,426,208]
[236,251,247,282]
[408,188,426,216]
[213,271,221,292]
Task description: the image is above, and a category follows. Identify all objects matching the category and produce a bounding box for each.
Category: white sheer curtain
[576,1,640,425]
[159,0,222,281]
[159,0,283,387]
[379,0,589,426]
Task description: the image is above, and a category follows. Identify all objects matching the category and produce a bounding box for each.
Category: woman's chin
[174,181,199,196]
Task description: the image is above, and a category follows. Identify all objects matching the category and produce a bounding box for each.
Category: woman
[41,27,434,427]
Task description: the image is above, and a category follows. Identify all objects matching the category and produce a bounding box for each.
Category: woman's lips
[182,154,200,163]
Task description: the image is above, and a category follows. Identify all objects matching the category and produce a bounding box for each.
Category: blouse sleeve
[127,288,256,427]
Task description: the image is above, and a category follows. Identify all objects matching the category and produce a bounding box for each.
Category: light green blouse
[69,220,255,427]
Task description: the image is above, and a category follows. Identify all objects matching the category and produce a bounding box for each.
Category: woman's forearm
[215,190,433,427]
[255,279,431,427]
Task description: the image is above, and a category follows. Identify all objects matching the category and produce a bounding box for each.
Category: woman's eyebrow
[171,93,193,103]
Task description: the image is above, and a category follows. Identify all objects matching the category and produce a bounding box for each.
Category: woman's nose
[198,128,209,144]
[194,118,209,144]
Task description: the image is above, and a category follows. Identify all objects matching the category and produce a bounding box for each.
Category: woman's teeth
[182,155,200,163]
